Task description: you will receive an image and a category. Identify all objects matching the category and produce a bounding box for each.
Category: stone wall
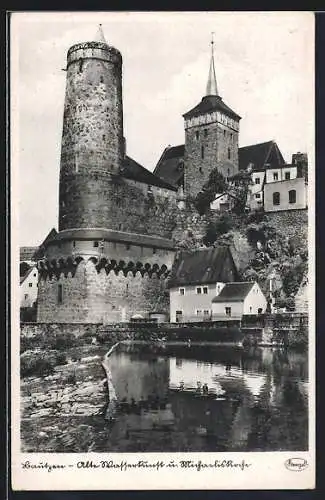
[184,120,239,198]
[37,259,170,324]
[265,209,308,246]
[59,42,123,231]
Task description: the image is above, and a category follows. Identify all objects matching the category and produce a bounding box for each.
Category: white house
[212,281,267,320]
[20,265,38,308]
[169,246,239,323]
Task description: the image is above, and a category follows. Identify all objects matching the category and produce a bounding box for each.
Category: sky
[11,12,314,246]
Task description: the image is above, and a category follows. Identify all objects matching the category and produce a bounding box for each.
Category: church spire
[94,23,107,43]
[206,32,218,97]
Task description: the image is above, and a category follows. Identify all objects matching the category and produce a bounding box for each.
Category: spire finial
[206,32,218,97]
[94,23,107,43]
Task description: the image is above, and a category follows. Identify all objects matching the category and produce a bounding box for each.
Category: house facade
[20,265,39,308]
[169,246,238,322]
[212,281,267,320]
[264,177,307,212]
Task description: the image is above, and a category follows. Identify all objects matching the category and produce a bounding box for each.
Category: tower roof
[206,33,218,96]
[93,24,107,43]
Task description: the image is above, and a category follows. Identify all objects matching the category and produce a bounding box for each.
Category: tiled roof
[20,265,37,285]
[121,155,177,191]
[49,228,176,250]
[33,228,58,260]
[212,281,255,302]
[153,145,185,188]
[238,141,285,171]
[183,95,241,121]
[169,246,238,287]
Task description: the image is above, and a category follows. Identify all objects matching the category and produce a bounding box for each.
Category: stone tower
[183,36,241,198]
[59,24,124,230]
[37,26,175,324]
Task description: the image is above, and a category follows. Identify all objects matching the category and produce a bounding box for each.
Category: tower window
[289,189,296,204]
[228,148,231,160]
[78,58,83,73]
[199,167,203,173]
[204,129,208,137]
[201,145,204,159]
[100,76,104,83]
[273,173,279,181]
[195,131,199,140]
[93,241,99,248]
[223,130,226,137]
[58,284,63,304]
[73,241,76,248]
[255,177,260,184]
[273,192,280,205]
[285,171,291,180]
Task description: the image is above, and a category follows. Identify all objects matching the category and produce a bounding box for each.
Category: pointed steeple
[94,24,107,43]
[206,32,218,97]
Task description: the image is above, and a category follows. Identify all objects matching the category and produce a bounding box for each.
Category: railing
[175,314,242,323]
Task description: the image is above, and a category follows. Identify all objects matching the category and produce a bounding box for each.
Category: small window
[153,247,156,254]
[203,287,208,294]
[195,131,199,140]
[273,173,279,181]
[125,244,130,250]
[196,287,202,294]
[100,76,104,83]
[225,306,232,317]
[58,284,63,304]
[201,145,204,159]
[196,309,202,315]
[228,148,231,160]
[33,273,37,277]
[94,241,99,248]
[199,167,203,173]
[203,309,210,316]
[24,294,28,300]
[258,308,263,314]
[73,241,76,248]
[223,130,226,137]
[285,172,291,180]
[249,306,252,313]
[28,283,32,288]
[179,288,185,296]
[273,192,280,205]
[204,129,208,137]
[255,177,260,184]
[255,193,261,199]
[289,189,296,204]
[148,185,152,193]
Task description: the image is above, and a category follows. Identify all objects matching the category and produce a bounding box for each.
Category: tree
[194,169,227,215]
[202,214,234,246]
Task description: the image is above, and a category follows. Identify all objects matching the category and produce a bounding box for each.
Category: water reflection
[104,345,308,452]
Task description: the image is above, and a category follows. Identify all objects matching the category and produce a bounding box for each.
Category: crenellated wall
[37,258,170,324]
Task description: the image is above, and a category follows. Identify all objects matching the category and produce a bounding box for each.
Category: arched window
[289,189,296,204]
[273,192,280,205]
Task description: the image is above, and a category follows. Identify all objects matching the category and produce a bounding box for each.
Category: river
[21,342,308,453]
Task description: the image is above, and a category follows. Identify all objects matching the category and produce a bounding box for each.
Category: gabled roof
[238,141,285,171]
[212,281,255,302]
[20,265,37,285]
[121,155,177,191]
[33,228,58,260]
[183,95,241,121]
[169,246,238,288]
[153,145,185,188]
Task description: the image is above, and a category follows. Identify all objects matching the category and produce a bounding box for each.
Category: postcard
[11,11,315,490]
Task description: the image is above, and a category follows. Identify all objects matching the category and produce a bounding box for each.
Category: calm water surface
[100,343,308,452]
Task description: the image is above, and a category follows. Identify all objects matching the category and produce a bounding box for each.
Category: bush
[203,214,234,246]
[20,350,67,378]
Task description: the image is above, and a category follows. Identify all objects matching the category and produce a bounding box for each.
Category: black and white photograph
[11,11,315,490]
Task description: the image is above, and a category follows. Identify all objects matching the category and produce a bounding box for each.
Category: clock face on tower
[185,112,239,131]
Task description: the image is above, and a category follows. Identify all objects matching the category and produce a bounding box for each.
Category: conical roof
[94,24,107,43]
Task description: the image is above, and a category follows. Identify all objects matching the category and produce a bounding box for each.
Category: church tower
[183,35,241,198]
